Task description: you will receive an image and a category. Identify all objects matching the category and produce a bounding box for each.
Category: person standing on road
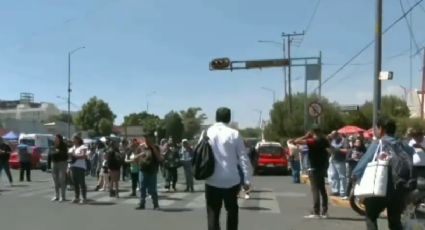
[163,141,180,192]
[120,139,130,181]
[51,134,68,202]
[106,140,122,198]
[126,138,141,197]
[69,135,88,204]
[291,127,330,219]
[0,137,13,186]
[344,138,366,199]
[180,139,194,192]
[203,107,252,230]
[135,137,163,210]
[287,140,301,184]
[327,131,348,198]
[17,140,31,182]
[352,117,414,230]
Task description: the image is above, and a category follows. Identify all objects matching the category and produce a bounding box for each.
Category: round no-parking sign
[308,102,322,118]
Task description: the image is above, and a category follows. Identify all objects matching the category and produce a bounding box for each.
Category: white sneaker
[304,214,320,219]
[320,213,329,219]
[99,188,105,192]
[51,197,59,202]
[341,196,349,200]
[244,194,250,200]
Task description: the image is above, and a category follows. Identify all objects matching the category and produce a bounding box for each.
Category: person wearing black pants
[206,184,240,230]
[17,142,31,182]
[291,127,330,218]
[0,137,13,185]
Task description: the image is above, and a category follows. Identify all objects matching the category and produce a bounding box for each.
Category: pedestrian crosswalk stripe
[185,193,205,209]
[258,188,280,214]
[95,196,115,203]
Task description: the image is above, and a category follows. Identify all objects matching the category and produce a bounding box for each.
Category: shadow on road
[158,195,184,201]
[326,217,364,222]
[11,184,29,188]
[159,208,193,212]
[246,197,274,201]
[87,201,116,206]
[240,206,271,211]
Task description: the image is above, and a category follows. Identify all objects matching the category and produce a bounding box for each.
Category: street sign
[340,105,360,111]
[308,102,322,118]
[245,59,289,69]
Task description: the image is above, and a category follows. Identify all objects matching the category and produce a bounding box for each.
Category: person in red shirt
[291,127,330,219]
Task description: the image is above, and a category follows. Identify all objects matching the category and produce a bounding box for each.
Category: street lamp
[261,86,276,104]
[257,40,287,100]
[68,46,85,140]
[146,91,156,113]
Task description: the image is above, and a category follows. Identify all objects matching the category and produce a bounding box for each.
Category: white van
[19,134,55,171]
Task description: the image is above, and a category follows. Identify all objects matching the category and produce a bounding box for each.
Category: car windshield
[258,146,282,155]
[20,139,35,146]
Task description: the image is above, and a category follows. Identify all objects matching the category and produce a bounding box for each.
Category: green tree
[123,112,161,138]
[239,128,262,139]
[180,107,207,139]
[163,111,184,142]
[360,95,409,123]
[74,97,115,136]
[396,118,425,137]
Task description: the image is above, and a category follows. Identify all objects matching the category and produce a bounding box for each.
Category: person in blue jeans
[0,137,13,185]
[287,141,301,183]
[328,131,348,198]
[136,137,163,210]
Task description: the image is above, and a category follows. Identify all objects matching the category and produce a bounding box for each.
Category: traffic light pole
[282,32,304,114]
[373,0,383,133]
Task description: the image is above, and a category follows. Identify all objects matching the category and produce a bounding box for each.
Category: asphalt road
[0,169,389,230]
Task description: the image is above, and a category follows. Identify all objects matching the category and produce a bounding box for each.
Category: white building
[0,101,61,123]
[405,89,425,118]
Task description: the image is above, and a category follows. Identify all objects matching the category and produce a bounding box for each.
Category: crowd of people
[289,117,425,230]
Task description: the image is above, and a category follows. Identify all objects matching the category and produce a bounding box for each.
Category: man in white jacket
[204,107,252,230]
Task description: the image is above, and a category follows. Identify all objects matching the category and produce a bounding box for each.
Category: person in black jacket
[51,134,69,202]
[106,140,121,198]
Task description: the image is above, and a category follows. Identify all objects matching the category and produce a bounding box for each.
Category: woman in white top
[69,135,88,204]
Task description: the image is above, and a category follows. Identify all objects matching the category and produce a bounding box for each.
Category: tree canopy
[74,97,115,136]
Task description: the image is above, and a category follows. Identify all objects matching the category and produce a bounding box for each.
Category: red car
[254,142,289,175]
[9,147,42,169]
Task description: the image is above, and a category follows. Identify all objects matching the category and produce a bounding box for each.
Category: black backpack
[192,130,215,180]
[383,141,417,192]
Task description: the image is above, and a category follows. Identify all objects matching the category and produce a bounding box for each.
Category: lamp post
[258,40,287,100]
[261,86,276,104]
[146,91,156,113]
[67,46,85,140]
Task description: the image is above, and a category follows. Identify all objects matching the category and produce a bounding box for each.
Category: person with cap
[69,135,89,204]
[203,107,252,230]
[0,136,13,186]
[291,126,331,219]
[180,139,194,192]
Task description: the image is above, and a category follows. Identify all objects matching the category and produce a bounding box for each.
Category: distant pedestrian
[69,135,88,204]
[94,142,107,191]
[0,137,13,186]
[291,127,330,219]
[126,138,141,196]
[51,134,68,202]
[106,140,121,198]
[287,140,301,184]
[180,139,194,192]
[163,140,180,192]
[17,140,31,182]
[120,139,130,181]
[328,131,348,197]
[344,138,366,199]
[203,107,252,230]
[135,136,163,210]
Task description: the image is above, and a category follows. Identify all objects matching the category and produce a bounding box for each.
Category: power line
[304,0,321,35]
[316,0,424,90]
[399,0,420,53]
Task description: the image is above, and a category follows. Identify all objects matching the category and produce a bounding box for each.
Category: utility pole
[421,48,425,119]
[282,31,304,113]
[372,0,383,132]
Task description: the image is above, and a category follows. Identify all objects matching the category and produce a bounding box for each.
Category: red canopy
[363,128,374,139]
[338,125,365,135]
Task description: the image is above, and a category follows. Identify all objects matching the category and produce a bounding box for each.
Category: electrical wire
[298,0,322,45]
[399,0,421,53]
[314,0,424,91]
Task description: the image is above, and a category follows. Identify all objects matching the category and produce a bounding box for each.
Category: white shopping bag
[354,141,389,198]
[413,148,425,166]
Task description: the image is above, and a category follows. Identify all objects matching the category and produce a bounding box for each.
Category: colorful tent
[2,131,19,141]
[338,125,365,135]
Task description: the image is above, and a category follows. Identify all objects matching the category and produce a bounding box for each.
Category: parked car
[9,134,54,170]
[253,141,289,175]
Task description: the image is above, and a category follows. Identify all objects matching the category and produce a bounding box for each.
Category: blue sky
[1,0,425,128]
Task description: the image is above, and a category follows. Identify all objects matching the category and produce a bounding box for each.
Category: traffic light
[210,58,231,70]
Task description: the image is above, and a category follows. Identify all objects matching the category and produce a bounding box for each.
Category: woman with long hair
[69,135,88,204]
[136,136,163,210]
[51,134,68,202]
